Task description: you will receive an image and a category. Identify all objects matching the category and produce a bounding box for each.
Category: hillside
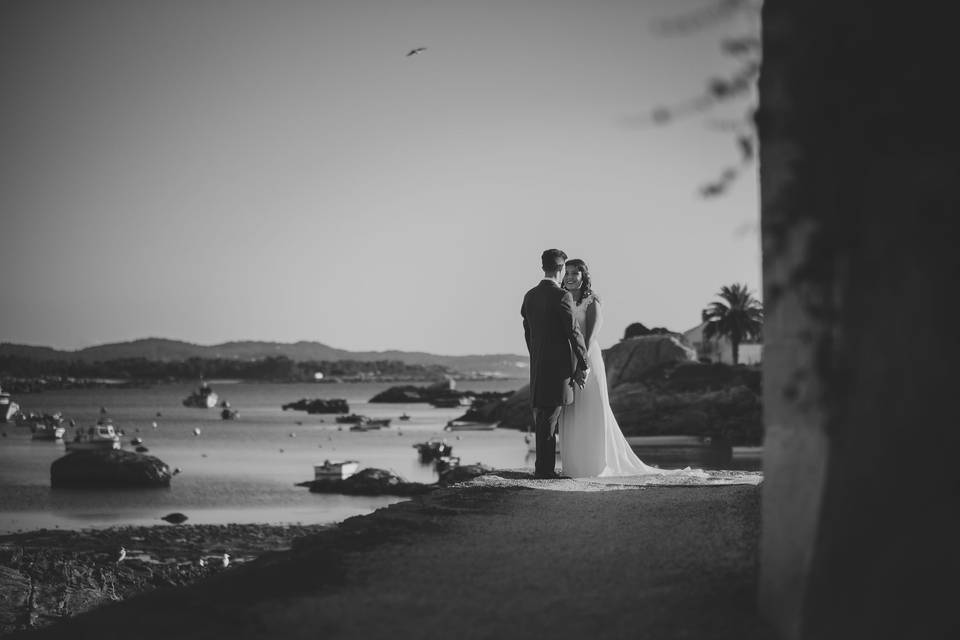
[0,339,529,379]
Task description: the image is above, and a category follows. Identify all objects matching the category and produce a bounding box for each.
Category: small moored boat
[413,436,453,462]
[0,386,20,423]
[31,419,66,440]
[182,380,219,409]
[66,421,121,451]
[314,459,360,480]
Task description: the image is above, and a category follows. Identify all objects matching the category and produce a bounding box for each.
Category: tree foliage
[701,283,763,364]
[649,0,762,197]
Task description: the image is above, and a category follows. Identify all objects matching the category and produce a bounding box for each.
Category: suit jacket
[521,279,588,408]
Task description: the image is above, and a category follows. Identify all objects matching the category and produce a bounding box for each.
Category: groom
[521,248,589,479]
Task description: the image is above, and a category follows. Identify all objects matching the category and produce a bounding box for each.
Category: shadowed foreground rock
[50,450,173,488]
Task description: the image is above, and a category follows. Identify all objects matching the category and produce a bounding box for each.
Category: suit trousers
[532,405,562,476]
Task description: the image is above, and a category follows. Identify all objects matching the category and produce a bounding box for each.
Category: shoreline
[0,521,334,635]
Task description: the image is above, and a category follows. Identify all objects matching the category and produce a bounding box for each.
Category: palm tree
[701,283,763,364]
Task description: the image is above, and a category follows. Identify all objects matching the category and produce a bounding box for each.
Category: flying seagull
[406,47,427,57]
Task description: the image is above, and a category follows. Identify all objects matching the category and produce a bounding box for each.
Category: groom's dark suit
[521,279,588,477]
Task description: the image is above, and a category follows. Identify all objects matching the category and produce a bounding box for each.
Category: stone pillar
[758,2,960,638]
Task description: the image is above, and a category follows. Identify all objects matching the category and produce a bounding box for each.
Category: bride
[558,259,707,479]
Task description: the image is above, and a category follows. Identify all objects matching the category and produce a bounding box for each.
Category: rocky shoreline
[0,522,332,635]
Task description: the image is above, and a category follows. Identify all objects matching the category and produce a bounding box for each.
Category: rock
[438,463,496,486]
[492,385,533,431]
[369,381,475,405]
[50,450,174,488]
[490,335,761,445]
[297,467,434,496]
[446,391,517,425]
[603,335,697,388]
[367,385,431,403]
[281,398,349,414]
[0,565,30,632]
[161,512,189,524]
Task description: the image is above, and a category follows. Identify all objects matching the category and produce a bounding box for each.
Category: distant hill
[0,338,529,378]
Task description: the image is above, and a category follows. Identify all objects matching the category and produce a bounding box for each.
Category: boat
[220,400,239,420]
[398,413,411,421]
[413,437,453,462]
[435,455,460,473]
[182,380,219,408]
[0,385,20,423]
[429,396,473,408]
[30,417,66,440]
[444,420,497,431]
[314,459,360,480]
[66,420,121,451]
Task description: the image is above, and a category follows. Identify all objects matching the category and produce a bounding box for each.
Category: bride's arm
[583,295,602,346]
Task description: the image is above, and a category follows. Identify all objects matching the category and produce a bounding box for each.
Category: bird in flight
[406,47,427,57]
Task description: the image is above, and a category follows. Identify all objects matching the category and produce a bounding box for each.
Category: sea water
[0,380,528,533]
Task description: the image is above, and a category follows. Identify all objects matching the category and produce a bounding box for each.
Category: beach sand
[2,472,774,639]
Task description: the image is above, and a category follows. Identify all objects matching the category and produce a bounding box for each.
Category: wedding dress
[558,294,708,479]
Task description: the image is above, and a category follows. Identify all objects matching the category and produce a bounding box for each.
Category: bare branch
[652,0,752,35]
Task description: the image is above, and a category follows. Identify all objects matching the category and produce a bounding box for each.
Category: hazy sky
[0,0,760,355]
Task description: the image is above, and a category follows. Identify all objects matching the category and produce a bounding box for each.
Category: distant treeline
[0,355,453,383]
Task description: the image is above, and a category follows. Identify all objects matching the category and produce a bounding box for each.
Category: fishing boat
[0,385,20,423]
[429,396,473,408]
[182,380,219,408]
[66,420,121,451]
[220,400,239,420]
[314,459,359,480]
[30,418,66,440]
[413,437,453,462]
[398,413,411,421]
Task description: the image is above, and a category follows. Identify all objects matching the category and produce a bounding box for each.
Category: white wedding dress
[559,295,708,479]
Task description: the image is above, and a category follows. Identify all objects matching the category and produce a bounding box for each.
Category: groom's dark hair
[541,249,567,273]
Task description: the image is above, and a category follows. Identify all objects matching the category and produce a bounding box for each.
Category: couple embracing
[521,248,706,480]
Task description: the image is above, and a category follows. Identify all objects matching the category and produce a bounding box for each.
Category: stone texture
[50,450,173,488]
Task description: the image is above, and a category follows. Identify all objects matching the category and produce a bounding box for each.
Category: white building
[681,321,762,365]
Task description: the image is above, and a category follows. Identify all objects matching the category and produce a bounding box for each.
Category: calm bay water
[0,380,528,533]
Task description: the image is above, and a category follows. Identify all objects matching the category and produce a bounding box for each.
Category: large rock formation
[297,467,434,496]
[494,336,762,445]
[50,450,174,488]
[368,379,458,403]
[603,334,696,388]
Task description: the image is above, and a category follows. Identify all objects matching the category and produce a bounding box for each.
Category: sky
[0,0,760,356]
